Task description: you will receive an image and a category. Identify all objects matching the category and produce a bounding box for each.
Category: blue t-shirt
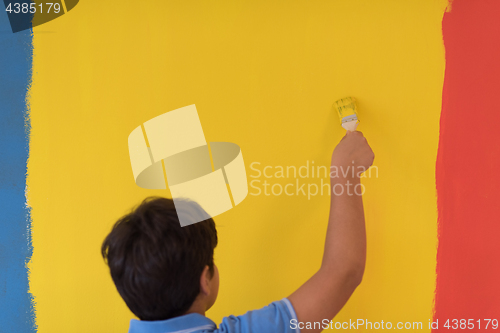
[128,298,300,333]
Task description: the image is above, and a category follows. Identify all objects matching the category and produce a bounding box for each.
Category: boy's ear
[199,265,211,296]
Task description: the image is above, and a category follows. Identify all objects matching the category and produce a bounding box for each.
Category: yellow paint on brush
[334,96,359,131]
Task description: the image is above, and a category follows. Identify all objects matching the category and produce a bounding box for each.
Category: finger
[349,130,363,137]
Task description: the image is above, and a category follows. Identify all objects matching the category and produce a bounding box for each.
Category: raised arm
[288,131,374,333]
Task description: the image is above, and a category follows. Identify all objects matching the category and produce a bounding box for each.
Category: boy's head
[101,196,219,321]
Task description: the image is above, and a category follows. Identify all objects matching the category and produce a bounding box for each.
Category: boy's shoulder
[128,298,299,333]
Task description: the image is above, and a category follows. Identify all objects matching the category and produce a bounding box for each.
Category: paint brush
[334,97,359,131]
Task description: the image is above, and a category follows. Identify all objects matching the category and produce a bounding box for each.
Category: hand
[331,131,374,177]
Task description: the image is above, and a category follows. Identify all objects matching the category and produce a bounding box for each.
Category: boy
[101,131,374,333]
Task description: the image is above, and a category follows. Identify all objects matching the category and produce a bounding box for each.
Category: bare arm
[288,131,374,333]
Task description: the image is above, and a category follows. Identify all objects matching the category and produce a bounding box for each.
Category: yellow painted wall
[28,0,447,331]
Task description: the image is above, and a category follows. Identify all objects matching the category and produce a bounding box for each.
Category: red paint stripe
[434,0,500,329]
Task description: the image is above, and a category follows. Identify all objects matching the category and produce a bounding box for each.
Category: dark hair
[101,196,218,321]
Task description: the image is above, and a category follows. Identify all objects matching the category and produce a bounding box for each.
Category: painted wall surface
[0,10,35,333]
[434,0,500,330]
[20,0,453,331]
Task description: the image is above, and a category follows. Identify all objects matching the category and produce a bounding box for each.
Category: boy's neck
[184,299,206,316]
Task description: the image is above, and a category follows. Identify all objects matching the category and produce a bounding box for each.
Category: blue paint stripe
[0,9,36,333]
